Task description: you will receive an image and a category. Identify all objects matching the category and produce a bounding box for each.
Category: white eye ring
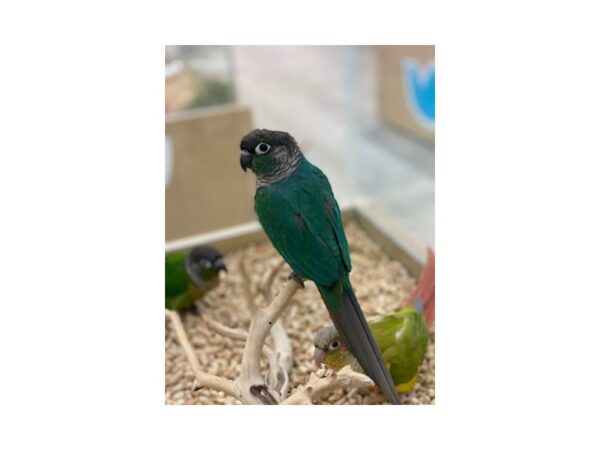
[329,340,340,351]
[255,143,271,155]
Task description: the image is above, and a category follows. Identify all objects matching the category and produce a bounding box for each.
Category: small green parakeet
[314,249,435,393]
[165,246,227,311]
[240,129,400,404]
[314,306,429,393]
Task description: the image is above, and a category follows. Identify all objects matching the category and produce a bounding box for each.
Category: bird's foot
[288,272,305,288]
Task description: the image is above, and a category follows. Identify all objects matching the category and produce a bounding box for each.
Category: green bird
[165,245,227,311]
[314,248,435,394]
[314,306,429,393]
[240,129,400,404]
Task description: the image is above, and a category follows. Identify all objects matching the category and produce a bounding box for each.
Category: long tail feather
[409,248,435,327]
[320,284,401,405]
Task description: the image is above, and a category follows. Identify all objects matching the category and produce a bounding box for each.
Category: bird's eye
[201,260,211,269]
[329,340,340,351]
[255,143,271,155]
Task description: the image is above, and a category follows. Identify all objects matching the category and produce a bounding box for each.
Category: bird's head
[239,129,303,185]
[184,246,227,287]
[313,325,350,370]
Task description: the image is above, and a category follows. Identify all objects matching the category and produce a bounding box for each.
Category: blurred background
[165,45,434,250]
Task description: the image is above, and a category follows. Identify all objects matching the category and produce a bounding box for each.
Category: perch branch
[196,306,249,341]
[238,258,257,315]
[195,304,276,359]
[165,309,238,400]
[283,365,374,405]
[169,259,370,405]
[235,277,302,404]
[258,259,286,302]
[259,259,293,399]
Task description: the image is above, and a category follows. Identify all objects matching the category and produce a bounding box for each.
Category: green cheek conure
[240,129,401,404]
[314,249,435,393]
[165,246,227,311]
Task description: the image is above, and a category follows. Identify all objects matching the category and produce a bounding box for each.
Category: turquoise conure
[240,129,400,404]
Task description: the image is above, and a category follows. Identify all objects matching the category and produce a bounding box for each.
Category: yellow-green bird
[314,249,435,393]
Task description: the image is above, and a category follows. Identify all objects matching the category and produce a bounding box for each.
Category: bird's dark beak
[240,150,253,172]
[314,346,325,367]
[214,260,227,273]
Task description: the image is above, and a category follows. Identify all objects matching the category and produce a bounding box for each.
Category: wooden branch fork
[235,277,301,403]
[165,259,374,404]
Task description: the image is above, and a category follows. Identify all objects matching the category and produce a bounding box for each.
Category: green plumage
[315,306,429,391]
[165,253,195,310]
[369,307,429,385]
[254,159,351,309]
[165,247,224,311]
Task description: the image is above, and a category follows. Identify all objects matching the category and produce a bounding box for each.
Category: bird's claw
[288,272,305,288]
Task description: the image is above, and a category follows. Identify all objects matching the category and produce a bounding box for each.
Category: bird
[165,245,227,311]
[240,128,401,404]
[313,307,429,393]
[314,248,435,394]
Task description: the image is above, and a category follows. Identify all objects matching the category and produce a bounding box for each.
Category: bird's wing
[378,308,429,378]
[255,175,342,287]
[165,253,189,297]
[369,313,407,352]
[312,168,352,273]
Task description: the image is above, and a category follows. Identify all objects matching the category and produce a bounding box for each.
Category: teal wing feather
[314,168,351,273]
[254,160,350,288]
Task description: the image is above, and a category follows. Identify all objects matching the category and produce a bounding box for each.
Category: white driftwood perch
[196,259,292,397]
[196,307,249,341]
[259,260,293,398]
[283,365,374,405]
[167,261,370,405]
[235,278,302,404]
[196,305,276,360]
[176,260,296,404]
[239,258,257,315]
[165,309,238,399]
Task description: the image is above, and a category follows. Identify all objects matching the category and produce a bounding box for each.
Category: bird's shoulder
[254,160,330,213]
